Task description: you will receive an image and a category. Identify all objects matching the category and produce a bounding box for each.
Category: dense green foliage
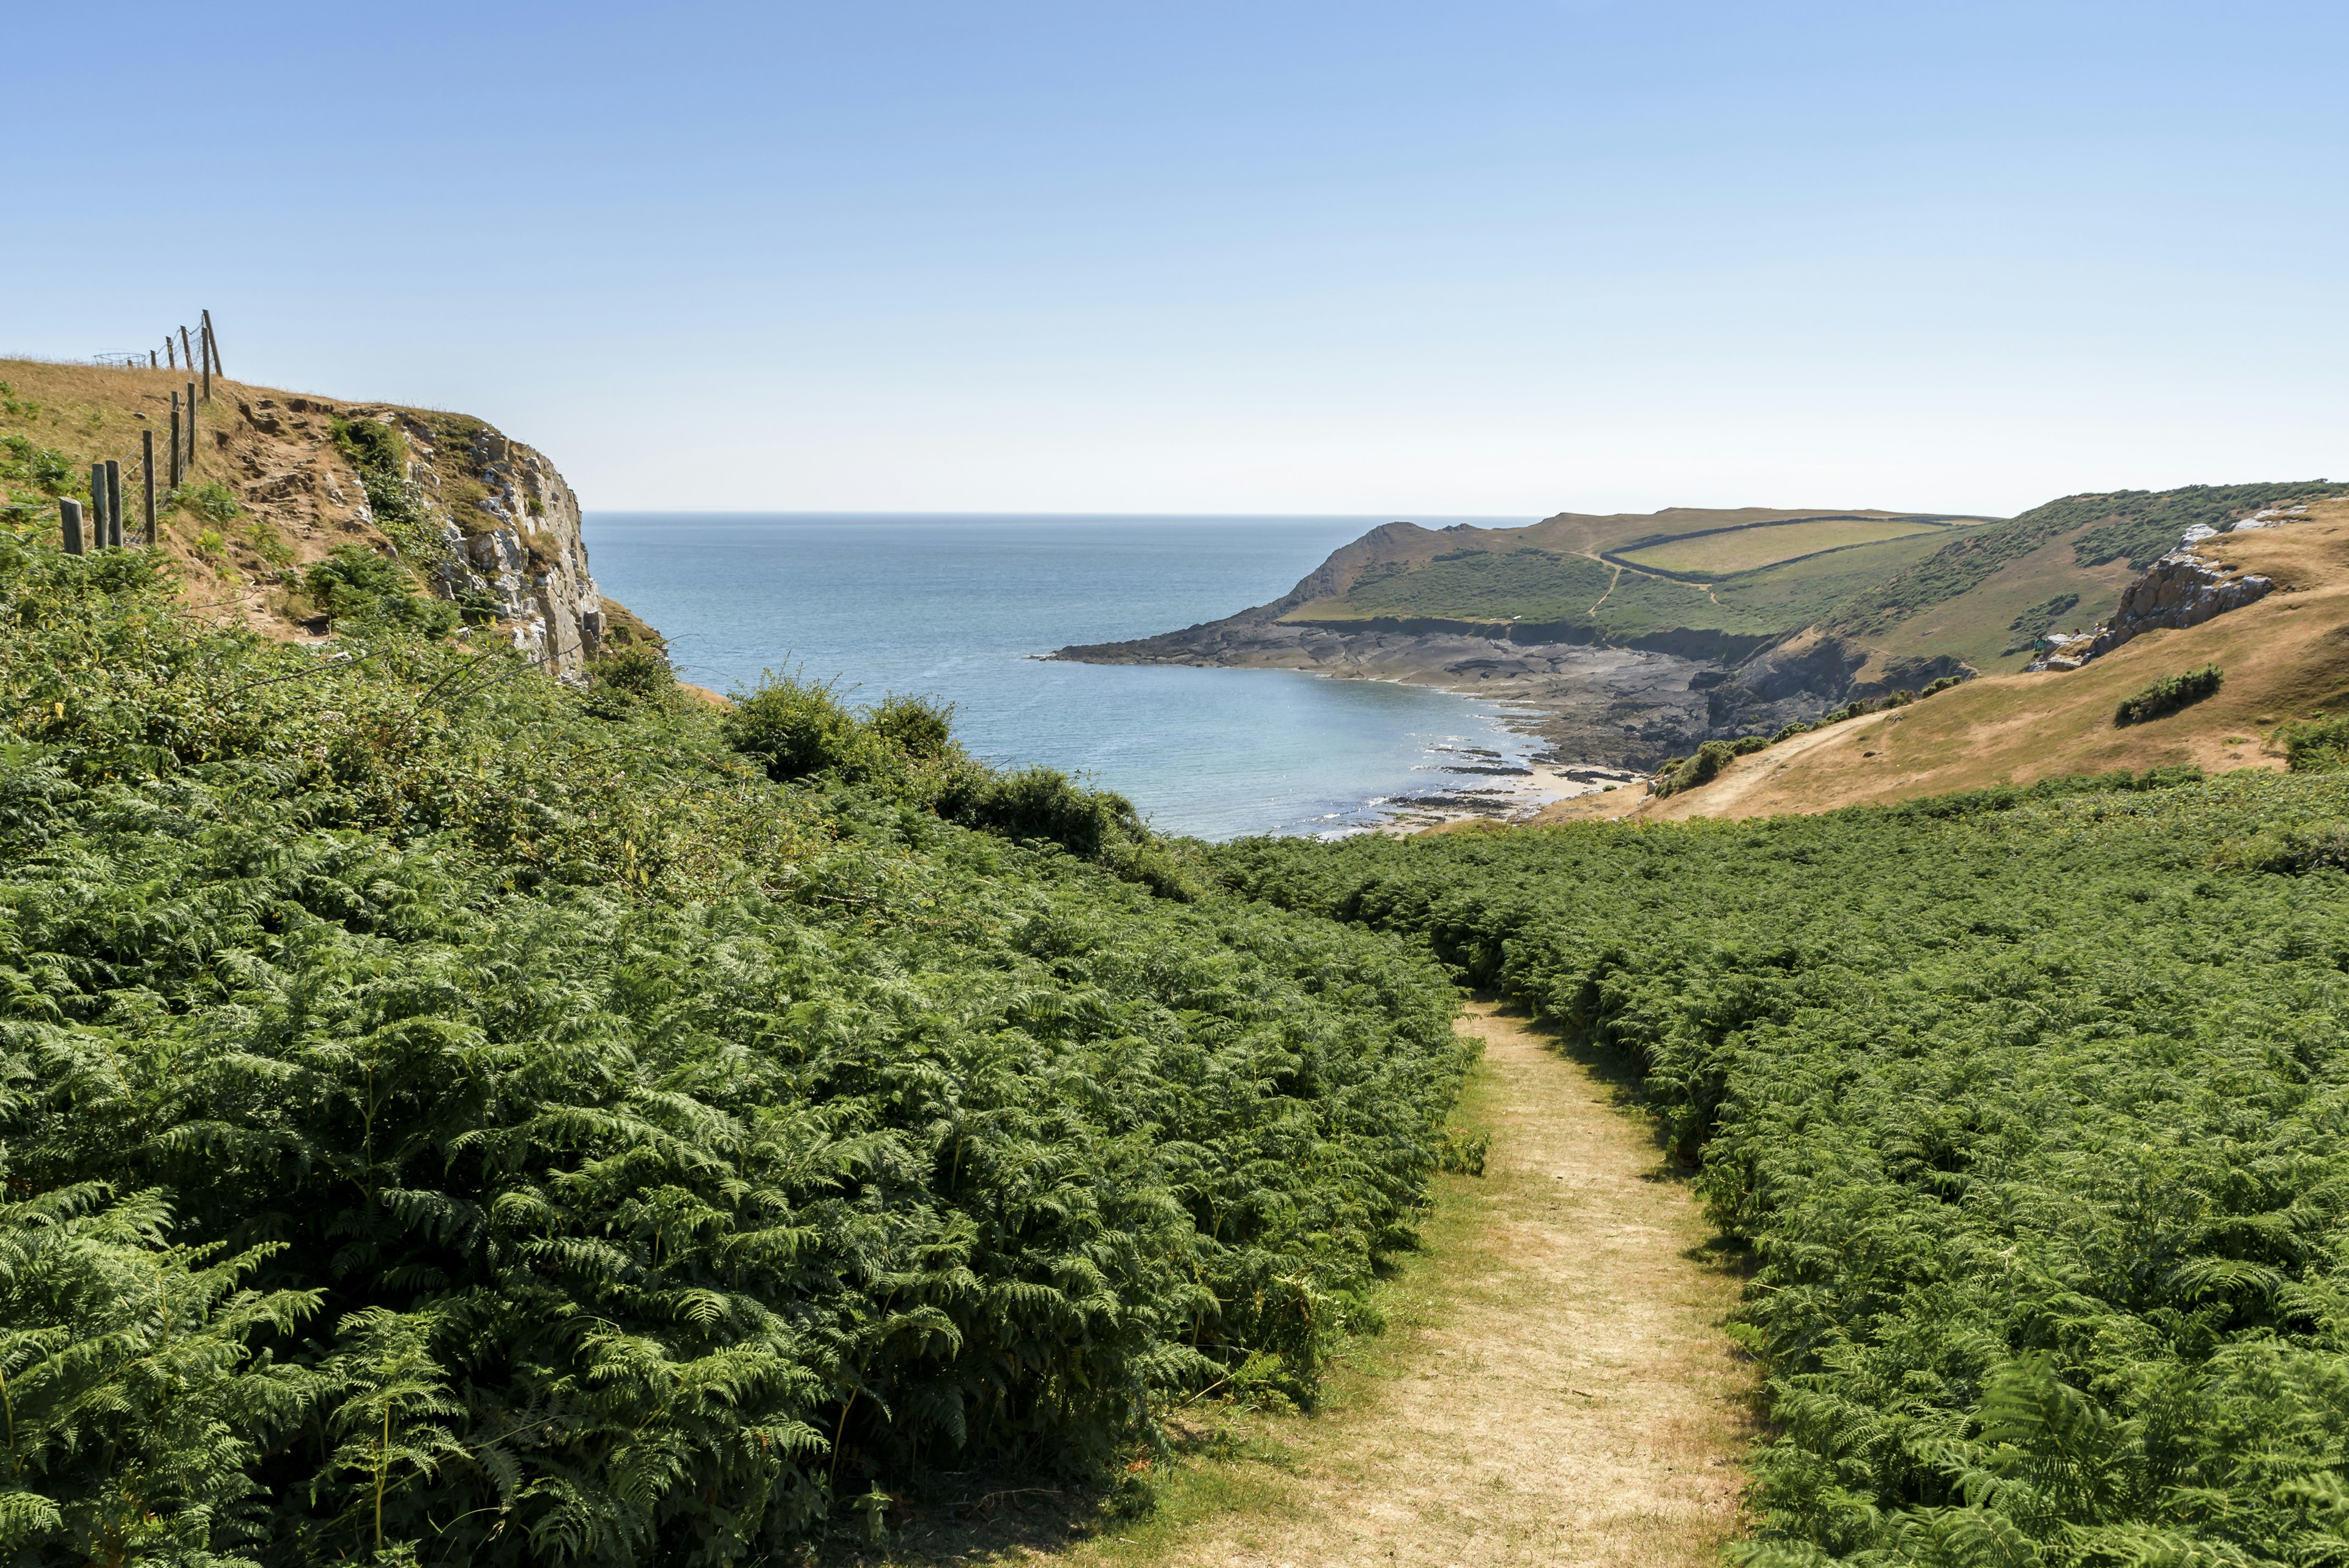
[330,416,437,561]
[2283,715,2349,775]
[0,539,1463,1564]
[303,543,460,635]
[2114,665,2224,727]
[1652,738,1761,797]
[1210,771,2349,1566]
[166,479,243,527]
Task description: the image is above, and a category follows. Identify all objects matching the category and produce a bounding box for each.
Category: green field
[1282,525,2005,649]
[1616,516,1956,577]
[1212,769,2349,1567]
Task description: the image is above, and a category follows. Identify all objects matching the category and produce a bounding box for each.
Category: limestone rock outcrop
[260,399,610,679]
[401,418,604,678]
[2032,550,2272,670]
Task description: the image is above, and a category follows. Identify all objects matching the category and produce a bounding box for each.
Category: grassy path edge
[1048,1002,1761,1567]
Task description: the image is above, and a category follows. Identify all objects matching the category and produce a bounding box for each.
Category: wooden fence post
[149,349,157,369]
[60,499,83,556]
[167,335,177,371]
[186,382,198,464]
[142,431,157,545]
[88,465,106,545]
[169,394,183,489]
[105,460,123,549]
[180,327,194,380]
[201,310,221,379]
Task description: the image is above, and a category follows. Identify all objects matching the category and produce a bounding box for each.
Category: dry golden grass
[1000,1004,1759,1568]
[0,356,388,637]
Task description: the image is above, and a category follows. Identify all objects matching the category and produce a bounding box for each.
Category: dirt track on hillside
[1069,1004,1757,1568]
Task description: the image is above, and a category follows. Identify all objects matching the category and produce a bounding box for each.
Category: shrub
[581,643,677,719]
[0,535,1463,1556]
[868,692,956,760]
[1921,673,1965,696]
[1770,721,1812,742]
[946,765,1138,859]
[168,479,242,525]
[1656,739,1737,796]
[243,516,295,568]
[721,670,878,780]
[305,544,459,635]
[1433,1126,1491,1176]
[2223,819,2349,872]
[1729,735,1770,756]
[2114,663,2222,726]
[2282,713,2349,772]
[330,416,437,561]
[593,642,675,700]
[1,432,75,501]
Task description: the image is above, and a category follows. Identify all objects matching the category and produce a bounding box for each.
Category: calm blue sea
[582,513,1543,840]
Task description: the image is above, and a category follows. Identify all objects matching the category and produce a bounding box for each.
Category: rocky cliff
[2031,515,2293,671]
[0,358,652,682]
[226,393,623,679]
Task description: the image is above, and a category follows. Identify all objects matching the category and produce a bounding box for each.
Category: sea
[581,512,1558,840]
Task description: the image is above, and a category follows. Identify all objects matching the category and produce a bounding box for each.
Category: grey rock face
[2059,553,2271,665]
[387,415,605,679]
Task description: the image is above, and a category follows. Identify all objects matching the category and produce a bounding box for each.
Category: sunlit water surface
[583,512,1546,839]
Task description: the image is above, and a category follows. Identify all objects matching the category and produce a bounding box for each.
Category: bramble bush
[1211,768,2349,1567]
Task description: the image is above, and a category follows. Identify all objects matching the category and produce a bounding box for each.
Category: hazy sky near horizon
[8,2,2343,517]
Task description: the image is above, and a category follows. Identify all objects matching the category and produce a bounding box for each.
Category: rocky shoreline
[1049,614,1939,772]
[1367,750,1645,833]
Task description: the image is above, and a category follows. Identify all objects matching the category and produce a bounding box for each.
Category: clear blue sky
[9,2,2342,516]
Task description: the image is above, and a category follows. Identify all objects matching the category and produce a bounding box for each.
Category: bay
[581,512,1549,840]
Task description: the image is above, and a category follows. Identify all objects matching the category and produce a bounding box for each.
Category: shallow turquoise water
[582,513,1543,839]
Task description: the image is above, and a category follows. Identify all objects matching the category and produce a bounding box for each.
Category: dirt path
[1077,1003,1757,1568]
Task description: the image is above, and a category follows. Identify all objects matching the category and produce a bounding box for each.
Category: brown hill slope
[0,357,650,675]
[1531,497,2349,823]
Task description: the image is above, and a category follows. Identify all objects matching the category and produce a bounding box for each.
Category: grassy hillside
[1279,519,1996,654]
[1272,484,2338,685]
[1212,767,2349,1567]
[1828,481,2339,672]
[0,537,1463,1562]
[1557,496,2349,821]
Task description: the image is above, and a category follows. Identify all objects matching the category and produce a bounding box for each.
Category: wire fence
[56,310,225,557]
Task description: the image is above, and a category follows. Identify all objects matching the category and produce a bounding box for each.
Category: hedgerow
[1209,770,2349,1566]
[0,537,1464,1563]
